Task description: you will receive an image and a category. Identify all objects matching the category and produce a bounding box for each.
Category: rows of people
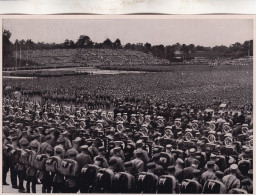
[18,49,170,68]
[3,66,253,109]
[2,94,253,193]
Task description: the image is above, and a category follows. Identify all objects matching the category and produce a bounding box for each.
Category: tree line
[3,29,253,67]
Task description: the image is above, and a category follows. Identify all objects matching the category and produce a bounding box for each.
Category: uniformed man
[109,147,125,172]
[17,137,30,193]
[135,140,149,164]
[76,145,92,172]
[165,144,175,166]
[184,148,197,167]
[215,171,227,193]
[222,164,241,193]
[175,158,184,183]
[191,169,202,193]
[131,149,145,175]
[201,161,217,185]
[93,146,108,168]
[182,159,200,180]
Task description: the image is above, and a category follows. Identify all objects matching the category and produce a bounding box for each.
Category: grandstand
[17,49,170,68]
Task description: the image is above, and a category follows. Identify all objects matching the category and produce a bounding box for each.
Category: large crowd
[2,86,253,193]
[18,49,170,68]
[3,65,253,109]
[2,64,253,194]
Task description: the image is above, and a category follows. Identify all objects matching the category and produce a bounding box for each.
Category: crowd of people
[3,65,253,110]
[18,48,170,68]
[2,88,253,193]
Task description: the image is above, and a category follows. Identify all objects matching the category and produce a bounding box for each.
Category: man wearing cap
[135,139,149,164]
[182,159,200,180]
[224,158,244,180]
[4,136,19,189]
[191,169,202,193]
[166,165,180,193]
[185,148,197,167]
[109,147,125,172]
[165,144,175,166]
[93,146,108,168]
[175,158,184,183]
[152,153,163,171]
[115,161,136,193]
[222,164,241,193]
[203,153,219,171]
[17,137,30,193]
[201,161,217,185]
[131,149,145,174]
[110,141,125,161]
[76,145,92,171]
[215,171,227,193]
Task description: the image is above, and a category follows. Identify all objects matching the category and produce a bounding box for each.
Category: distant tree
[3,29,13,67]
[181,44,189,60]
[124,43,132,49]
[76,35,93,48]
[144,42,151,53]
[187,44,196,53]
[63,39,70,48]
[103,38,113,49]
[242,40,253,56]
[113,38,122,49]
[69,40,75,48]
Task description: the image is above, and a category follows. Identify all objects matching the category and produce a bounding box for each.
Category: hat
[81,145,89,150]
[189,148,196,154]
[166,144,172,149]
[19,138,29,146]
[167,165,175,172]
[230,164,238,171]
[207,161,215,168]
[124,161,133,168]
[146,162,155,169]
[113,147,121,153]
[228,157,236,165]
[177,132,183,136]
[30,140,39,148]
[210,153,217,159]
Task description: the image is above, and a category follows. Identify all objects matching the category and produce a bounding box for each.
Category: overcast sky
[3,19,253,47]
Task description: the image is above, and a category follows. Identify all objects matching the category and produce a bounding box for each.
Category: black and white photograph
[2,16,253,194]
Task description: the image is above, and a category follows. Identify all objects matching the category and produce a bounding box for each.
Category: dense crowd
[18,49,170,68]
[3,66,253,110]
[2,89,253,193]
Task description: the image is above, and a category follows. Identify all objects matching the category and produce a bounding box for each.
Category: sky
[3,19,253,47]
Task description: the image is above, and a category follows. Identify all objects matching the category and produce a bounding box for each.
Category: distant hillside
[10,48,170,68]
